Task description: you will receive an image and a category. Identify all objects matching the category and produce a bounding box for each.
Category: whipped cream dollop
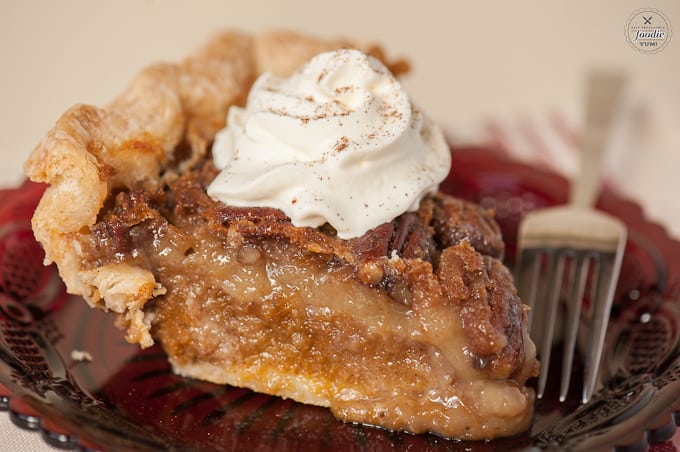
[207,49,451,239]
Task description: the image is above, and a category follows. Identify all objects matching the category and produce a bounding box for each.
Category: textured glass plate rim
[0,147,679,451]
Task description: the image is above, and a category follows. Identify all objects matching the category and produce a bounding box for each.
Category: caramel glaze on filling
[78,152,538,439]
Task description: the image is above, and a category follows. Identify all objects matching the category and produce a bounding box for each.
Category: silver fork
[515,71,627,403]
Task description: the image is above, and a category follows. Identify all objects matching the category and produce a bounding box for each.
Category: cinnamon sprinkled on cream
[208,49,450,239]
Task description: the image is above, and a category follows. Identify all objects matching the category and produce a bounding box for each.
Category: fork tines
[517,234,625,403]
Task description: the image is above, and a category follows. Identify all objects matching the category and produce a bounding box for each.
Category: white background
[2,0,679,188]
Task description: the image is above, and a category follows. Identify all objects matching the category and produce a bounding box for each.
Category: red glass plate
[1,147,680,451]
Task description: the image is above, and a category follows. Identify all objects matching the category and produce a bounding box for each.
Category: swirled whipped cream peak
[207,49,451,239]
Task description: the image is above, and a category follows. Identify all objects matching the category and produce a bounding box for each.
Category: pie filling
[74,154,537,440]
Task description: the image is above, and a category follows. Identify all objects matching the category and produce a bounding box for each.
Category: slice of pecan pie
[25,30,538,440]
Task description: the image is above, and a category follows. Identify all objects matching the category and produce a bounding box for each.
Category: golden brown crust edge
[24,30,391,346]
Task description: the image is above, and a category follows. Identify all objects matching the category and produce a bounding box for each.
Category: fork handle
[570,71,626,209]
